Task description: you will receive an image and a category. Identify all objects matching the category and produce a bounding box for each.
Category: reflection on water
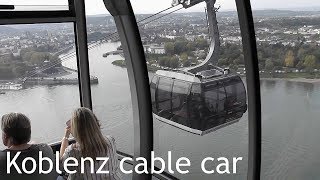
[260,80,320,180]
[0,43,320,179]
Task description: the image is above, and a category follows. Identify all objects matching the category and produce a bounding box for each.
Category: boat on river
[0,82,23,90]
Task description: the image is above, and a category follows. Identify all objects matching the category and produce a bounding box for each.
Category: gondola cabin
[150,68,247,135]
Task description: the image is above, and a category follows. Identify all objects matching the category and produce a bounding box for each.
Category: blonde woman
[60,107,122,180]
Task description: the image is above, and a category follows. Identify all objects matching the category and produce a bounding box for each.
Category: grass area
[111,60,126,67]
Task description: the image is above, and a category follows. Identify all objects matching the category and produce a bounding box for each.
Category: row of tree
[146,37,320,72]
[164,37,208,56]
[0,47,62,80]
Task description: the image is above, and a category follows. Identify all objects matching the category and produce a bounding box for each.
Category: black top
[0,143,57,180]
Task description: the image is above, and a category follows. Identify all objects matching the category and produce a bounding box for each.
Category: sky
[1,0,320,15]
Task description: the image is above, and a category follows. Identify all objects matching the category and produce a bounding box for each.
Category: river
[1,42,320,180]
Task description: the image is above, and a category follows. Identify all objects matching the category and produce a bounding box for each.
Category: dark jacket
[0,143,58,180]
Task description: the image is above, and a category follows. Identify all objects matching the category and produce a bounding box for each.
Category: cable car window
[224,77,246,109]
[203,82,218,112]
[171,80,191,125]
[203,82,226,114]
[150,75,158,113]
[129,0,249,178]
[188,83,202,125]
[83,0,135,156]
[251,0,320,179]
[0,23,80,148]
[157,77,173,119]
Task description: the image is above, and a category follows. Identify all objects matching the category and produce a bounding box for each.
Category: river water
[1,42,320,180]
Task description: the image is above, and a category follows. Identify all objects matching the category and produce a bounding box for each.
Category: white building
[143,44,166,54]
[0,82,23,90]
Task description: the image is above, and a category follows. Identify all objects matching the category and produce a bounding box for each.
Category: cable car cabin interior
[151,68,247,135]
[0,0,261,179]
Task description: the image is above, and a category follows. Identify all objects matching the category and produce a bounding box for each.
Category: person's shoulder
[0,150,6,160]
[32,143,51,150]
[31,143,54,156]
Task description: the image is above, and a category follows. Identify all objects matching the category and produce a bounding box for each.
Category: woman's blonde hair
[71,107,109,158]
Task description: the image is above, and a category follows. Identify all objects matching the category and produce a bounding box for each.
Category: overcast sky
[1,0,320,15]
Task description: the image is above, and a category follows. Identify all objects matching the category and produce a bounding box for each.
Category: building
[143,44,166,54]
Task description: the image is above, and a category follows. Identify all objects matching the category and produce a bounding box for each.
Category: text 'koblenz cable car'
[151,0,247,135]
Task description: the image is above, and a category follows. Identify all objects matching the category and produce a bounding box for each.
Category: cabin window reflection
[157,77,173,119]
[203,82,218,113]
[203,82,226,117]
[188,83,202,129]
[225,77,246,109]
[150,76,158,113]
[171,80,190,126]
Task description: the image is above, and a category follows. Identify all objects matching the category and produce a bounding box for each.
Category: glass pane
[84,0,134,155]
[157,77,173,118]
[224,77,246,109]
[131,0,249,179]
[252,0,320,179]
[0,0,69,11]
[0,23,79,148]
[171,80,190,126]
[151,75,158,112]
[189,83,202,124]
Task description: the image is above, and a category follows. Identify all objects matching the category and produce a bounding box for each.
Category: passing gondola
[151,0,247,135]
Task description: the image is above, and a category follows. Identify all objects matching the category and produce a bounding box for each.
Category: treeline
[145,37,208,69]
[255,17,320,29]
[257,43,320,72]
[0,47,61,80]
[218,42,320,72]
[20,48,61,66]
[145,37,320,72]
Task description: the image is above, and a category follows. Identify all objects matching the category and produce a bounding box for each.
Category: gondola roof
[155,68,239,84]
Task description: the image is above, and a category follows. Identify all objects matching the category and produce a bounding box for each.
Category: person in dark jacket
[0,112,57,180]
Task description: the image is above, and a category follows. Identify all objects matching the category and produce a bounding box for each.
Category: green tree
[217,58,228,66]
[158,56,170,67]
[296,60,304,70]
[284,50,295,67]
[265,59,274,71]
[297,47,305,60]
[180,52,188,61]
[183,60,192,67]
[195,37,208,49]
[30,52,46,65]
[12,65,26,77]
[304,55,317,72]
[169,57,179,68]
[186,42,196,51]
[164,42,174,55]
[174,41,187,54]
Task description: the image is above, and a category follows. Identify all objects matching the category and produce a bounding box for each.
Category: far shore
[110,60,320,84]
[259,77,320,83]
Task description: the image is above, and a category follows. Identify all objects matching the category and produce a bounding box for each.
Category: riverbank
[260,77,320,83]
[111,60,320,84]
[23,67,98,85]
[112,60,161,72]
